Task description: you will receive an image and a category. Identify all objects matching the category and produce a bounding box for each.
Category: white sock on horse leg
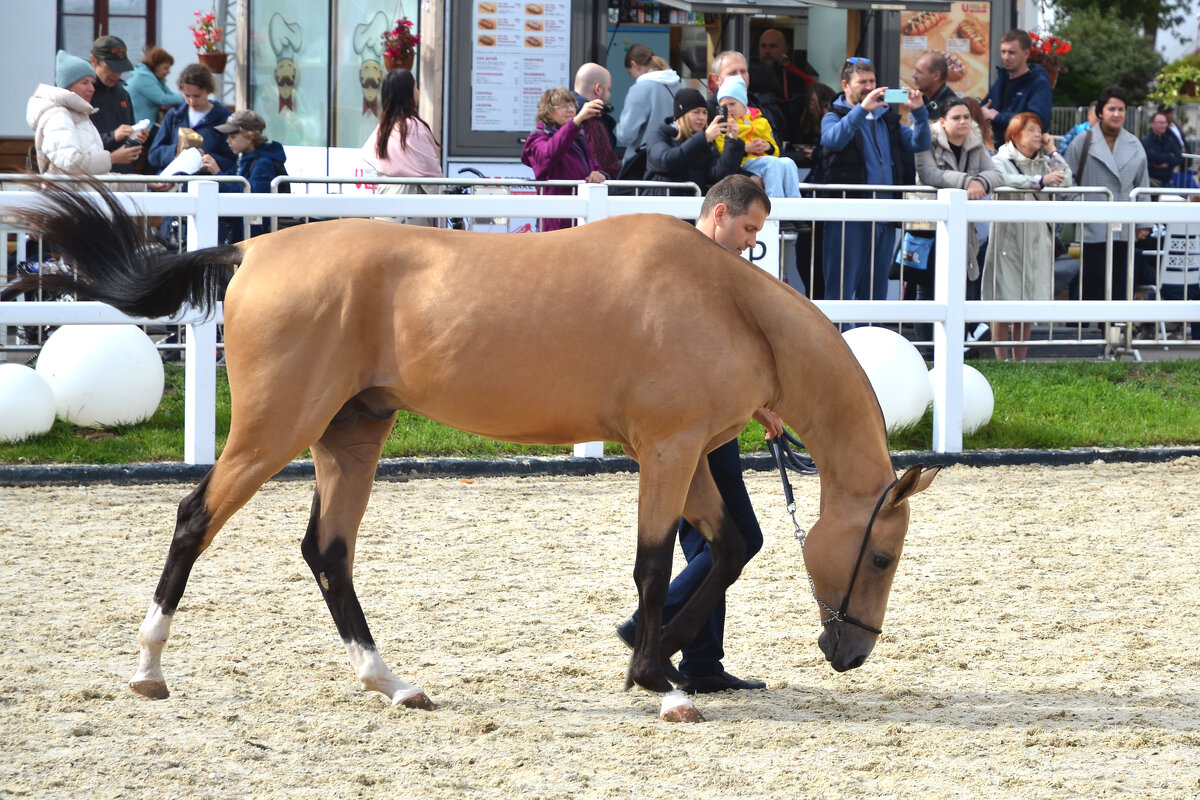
[129,603,172,696]
[345,641,425,704]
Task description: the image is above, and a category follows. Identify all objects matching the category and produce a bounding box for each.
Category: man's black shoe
[676,671,766,694]
[614,618,685,684]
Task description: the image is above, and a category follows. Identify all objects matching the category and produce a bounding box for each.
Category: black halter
[769,435,894,636]
[820,480,896,636]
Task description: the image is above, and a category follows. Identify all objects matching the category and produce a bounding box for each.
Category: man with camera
[571,62,621,178]
[819,57,929,303]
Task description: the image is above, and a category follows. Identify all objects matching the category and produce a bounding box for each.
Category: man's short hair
[710,50,747,77]
[922,51,948,83]
[1001,29,1032,51]
[1097,85,1128,112]
[700,175,771,220]
[839,57,874,85]
[573,62,609,97]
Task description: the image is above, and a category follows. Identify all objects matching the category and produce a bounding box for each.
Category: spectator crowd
[22,28,1197,340]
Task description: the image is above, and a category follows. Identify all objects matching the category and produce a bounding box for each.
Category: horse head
[802,463,940,672]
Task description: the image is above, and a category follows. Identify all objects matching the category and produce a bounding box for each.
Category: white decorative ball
[35,325,165,427]
[0,363,57,442]
[842,326,932,432]
[928,363,995,435]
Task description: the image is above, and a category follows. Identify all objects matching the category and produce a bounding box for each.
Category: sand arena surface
[1,459,1198,799]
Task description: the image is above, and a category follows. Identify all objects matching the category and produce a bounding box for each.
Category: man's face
[712,201,769,255]
[717,55,749,88]
[90,57,122,87]
[758,31,787,65]
[911,55,938,95]
[595,76,611,103]
[1150,114,1168,135]
[843,70,876,106]
[999,40,1028,74]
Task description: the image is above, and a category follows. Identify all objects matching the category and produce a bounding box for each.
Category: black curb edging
[2,446,1198,487]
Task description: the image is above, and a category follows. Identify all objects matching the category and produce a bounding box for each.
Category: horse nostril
[846,653,866,670]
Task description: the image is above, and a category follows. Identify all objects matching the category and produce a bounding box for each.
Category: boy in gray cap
[89,35,148,172]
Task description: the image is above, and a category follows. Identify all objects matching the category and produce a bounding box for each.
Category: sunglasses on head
[845,57,871,65]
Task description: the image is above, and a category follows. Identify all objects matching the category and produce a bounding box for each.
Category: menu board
[899,3,992,102]
[471,1,571,131]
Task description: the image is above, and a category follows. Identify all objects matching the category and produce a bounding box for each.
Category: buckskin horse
[4,182,938,723]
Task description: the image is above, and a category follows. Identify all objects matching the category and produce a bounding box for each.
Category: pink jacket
[361,118,442,178]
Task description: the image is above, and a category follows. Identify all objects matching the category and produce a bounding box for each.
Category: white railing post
[932,188,966,453]
[183,181,220,465]
[574,184,608,459]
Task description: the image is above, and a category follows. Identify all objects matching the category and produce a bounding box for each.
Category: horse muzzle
[818,621,876,672]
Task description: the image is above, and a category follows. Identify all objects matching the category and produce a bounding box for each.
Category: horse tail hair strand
[0,177,242,319]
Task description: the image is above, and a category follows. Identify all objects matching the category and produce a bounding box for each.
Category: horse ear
[889,463,942,506]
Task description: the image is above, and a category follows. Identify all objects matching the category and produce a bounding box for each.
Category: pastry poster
[899,3,992,102]
[471,1,571,131]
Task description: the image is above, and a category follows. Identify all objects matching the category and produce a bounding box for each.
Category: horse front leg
[302,407,433,709]
[659,448,746,659]
[628,455,705,723]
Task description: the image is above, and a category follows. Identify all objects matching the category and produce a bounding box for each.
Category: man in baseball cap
[88,35,146,172]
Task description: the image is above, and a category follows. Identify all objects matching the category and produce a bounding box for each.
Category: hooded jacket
[233,140,288,194]
[26,83,112,175]
[614,69,680,163]
[982,63,1052,149]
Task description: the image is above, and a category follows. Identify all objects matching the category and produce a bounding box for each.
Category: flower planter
[198,52,227,74]
[384,53,414,72]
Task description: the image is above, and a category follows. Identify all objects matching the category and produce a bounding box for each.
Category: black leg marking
[300,489,376,648]
[153,471,215,615]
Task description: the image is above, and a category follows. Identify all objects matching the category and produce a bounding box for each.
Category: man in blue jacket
[982,29,1053,149]
[1141,110,1184,186]
[819,57,930,302]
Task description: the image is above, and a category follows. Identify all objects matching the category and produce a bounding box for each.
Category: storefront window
[249,0,331,146]
[334,0,420,147]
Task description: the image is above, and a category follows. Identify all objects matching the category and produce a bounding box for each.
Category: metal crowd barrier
[3,182,1199,461]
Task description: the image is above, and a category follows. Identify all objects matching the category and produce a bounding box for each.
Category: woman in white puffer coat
[27,50,143,175]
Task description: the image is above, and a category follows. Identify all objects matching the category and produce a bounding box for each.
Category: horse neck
[758,294,896,504]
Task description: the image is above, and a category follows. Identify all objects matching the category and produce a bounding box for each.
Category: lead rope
[767,432,814,544]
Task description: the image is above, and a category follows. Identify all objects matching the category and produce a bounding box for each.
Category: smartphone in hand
[882,88,909,104]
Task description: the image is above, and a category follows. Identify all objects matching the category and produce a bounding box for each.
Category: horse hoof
[396,691,436,710]
[129,679,169,700]
[661,705,705,723]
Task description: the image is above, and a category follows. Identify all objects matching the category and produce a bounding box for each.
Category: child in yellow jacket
[714,75,801,198]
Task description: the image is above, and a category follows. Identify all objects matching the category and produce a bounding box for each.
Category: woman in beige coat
[983,111,1073,361]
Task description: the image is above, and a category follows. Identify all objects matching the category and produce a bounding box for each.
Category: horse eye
[872,554,891,570]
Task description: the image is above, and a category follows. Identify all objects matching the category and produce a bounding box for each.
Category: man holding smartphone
[818,57,929,303]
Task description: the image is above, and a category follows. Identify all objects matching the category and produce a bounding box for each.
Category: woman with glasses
[521,86,608,231]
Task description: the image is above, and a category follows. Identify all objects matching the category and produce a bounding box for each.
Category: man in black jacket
[911,51,958,122]
[88,35,148,174]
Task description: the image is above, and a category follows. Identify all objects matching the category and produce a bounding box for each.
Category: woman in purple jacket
[521,86,608,231]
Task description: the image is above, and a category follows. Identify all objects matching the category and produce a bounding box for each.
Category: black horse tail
[0,178,243,319]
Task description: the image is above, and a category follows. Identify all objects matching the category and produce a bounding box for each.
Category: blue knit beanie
[717,75,748,108]
[56,50,94,90]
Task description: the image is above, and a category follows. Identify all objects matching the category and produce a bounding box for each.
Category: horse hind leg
[130,392,341,700]
[301,399,433,710]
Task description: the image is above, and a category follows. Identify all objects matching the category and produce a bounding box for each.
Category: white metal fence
[1,181,1197,463]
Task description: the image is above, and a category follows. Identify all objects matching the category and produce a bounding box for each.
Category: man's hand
[981,98,999,122]
[110,144,142,165]
[860,87,887,113]
[753,408,785,440]
[903,84,924,110]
